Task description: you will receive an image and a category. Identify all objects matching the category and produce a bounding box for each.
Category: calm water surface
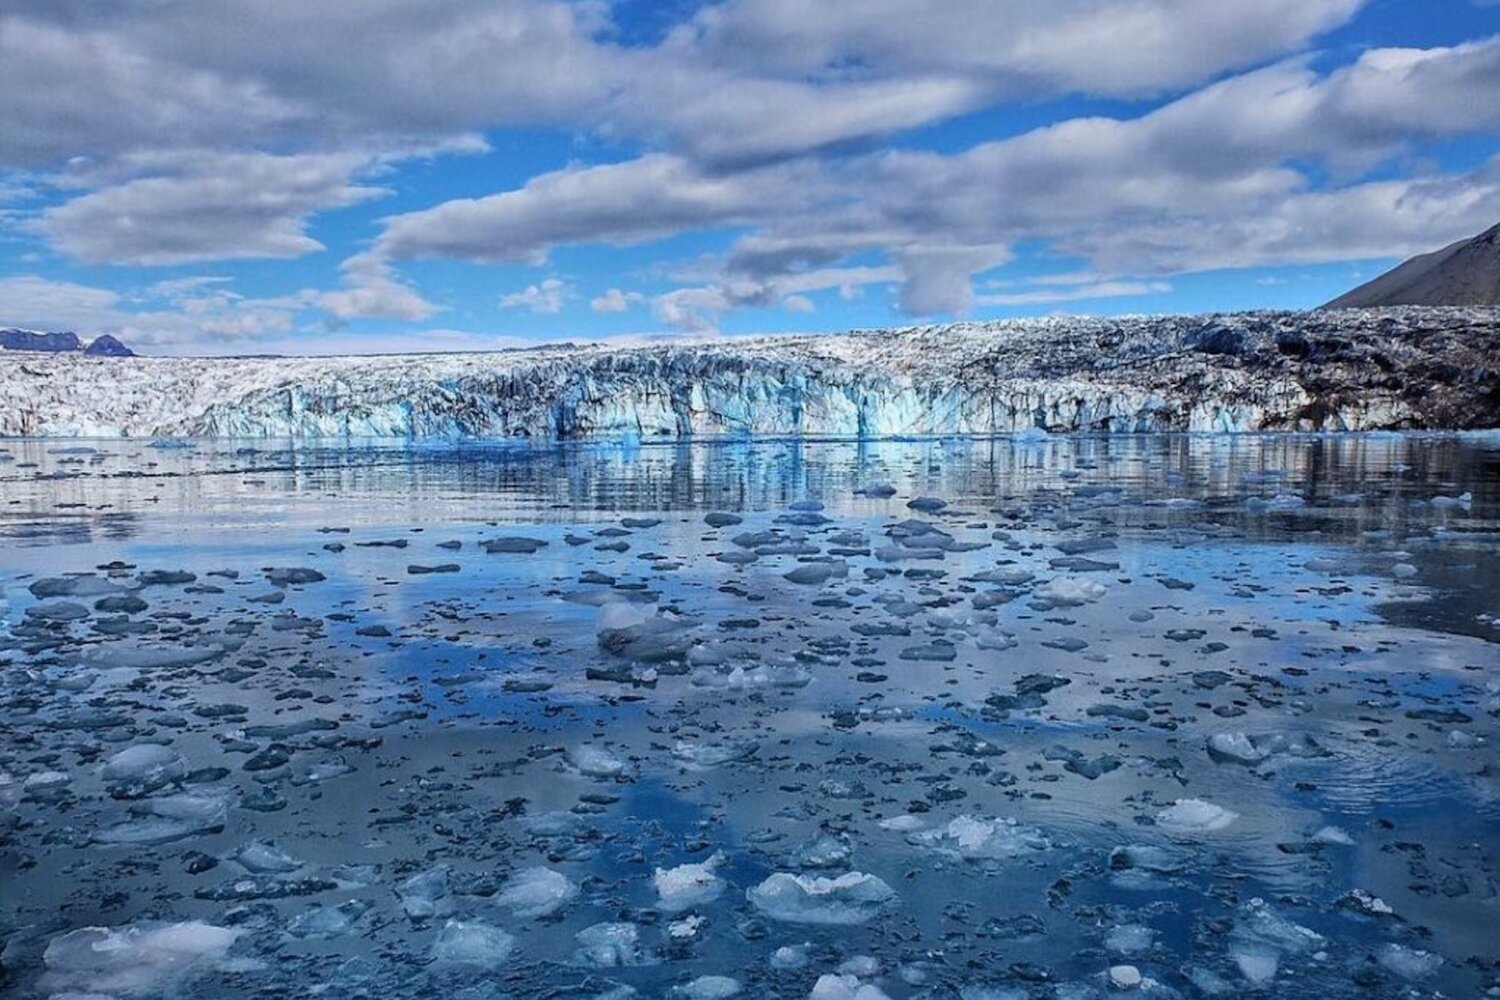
[1,434,1497,999]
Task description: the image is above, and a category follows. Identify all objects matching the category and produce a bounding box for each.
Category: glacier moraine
[2,308,1498,439]
[1,432,1498,999]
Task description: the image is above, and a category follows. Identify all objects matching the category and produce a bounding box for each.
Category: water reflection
[0,433,1496,999]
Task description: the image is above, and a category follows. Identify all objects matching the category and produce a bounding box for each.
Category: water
[1,433,1497,999]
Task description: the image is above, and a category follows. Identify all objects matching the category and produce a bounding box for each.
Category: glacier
[1,308,1496,438]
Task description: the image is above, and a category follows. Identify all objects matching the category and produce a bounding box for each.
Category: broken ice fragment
[497,866,578,918]
[654,851,726,912]
[1155,798,1238,833]
[42,921,239,996]
[431,919,515,968]
[747,871,896,925]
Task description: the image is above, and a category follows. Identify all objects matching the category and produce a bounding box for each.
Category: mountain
[0,328,134,357]
[1,308,1496,437]
[83,334,135,357]
[1326,223,1500,308]
[0,328,83,352]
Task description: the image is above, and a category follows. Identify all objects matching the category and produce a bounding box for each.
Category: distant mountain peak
[0,328,134,356]
[1325,223,1500,309]
[84,334,135,357]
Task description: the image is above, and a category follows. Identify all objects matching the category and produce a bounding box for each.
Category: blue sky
[2,0,1498,355]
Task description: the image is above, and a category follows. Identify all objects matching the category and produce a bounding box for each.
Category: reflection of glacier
[3,308,1497,438]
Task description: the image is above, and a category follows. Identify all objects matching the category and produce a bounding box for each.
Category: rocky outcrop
[1326,223,1500,308]
[1,328,135,356]
[83,334,136,358]
[1,328,83,352]
[1,308,1496,438]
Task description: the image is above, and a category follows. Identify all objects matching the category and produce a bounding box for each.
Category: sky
[1,0,1499,356]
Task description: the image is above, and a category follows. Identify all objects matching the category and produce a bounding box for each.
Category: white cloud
[36,151,388,265]
[0,275,124,332]
[316,253,439,322]
[591,287,644,313]
[0,273,308,349]
[3,4,1499,350]
[0,1,1370,171]
[375,154,824,264]
[499,277,569,314]
[351,35,1500,324]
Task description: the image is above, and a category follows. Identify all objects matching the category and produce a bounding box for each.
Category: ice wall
[2,309,1495,438]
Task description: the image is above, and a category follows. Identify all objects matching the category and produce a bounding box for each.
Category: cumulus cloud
[591,288,645,313]
[0,1,1370,170]
[348,34,1500,324]
[375,154,823,264]
[3,3,1499,347]
[0,273,309,349]
[36,151,388,265]
[0,275,124,332]
[316,254,439,322]
[499,277,570,314]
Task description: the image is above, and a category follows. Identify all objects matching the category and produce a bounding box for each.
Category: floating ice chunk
[911,815,1050,860]
[675,975,742,999]
[31,574,130,598]
[264,567,325,586]
[24,770,71,799]
[42,921,239,995]
[747,872,896,925]
[794,833,852,869]
[231,840,303,874]
[672,741,756,770]
[101,744,185,786]
[1109,844,1185,875]
[1312,825,1354,846]
[1378,943,1442,979]
[1430,491,1472,510]
[1155,798,1238,834]
[285,903,357,940]
[784,563,838,586]
[691,662,812,690]
[1108,965,1142,989]
[668,914,706,940]
[1104,924,1153,954]
[93,791,228,846]
[654,851,726,912]
[397,866,450,922]
[573,921,647,967]
[597,601,651,634]
[1223,897,1325,986]
[571,744,629,779]
[80,644,225,672]
[1032,577,1106,606]
[1337,889,1394,917]
[1205,732,1269,765]
[811,974,894,1000]
[497,866,578,918]
[771,943,811,970]
[1230,944,1279,985]
[877,814,925,832]
[431,920,514,968]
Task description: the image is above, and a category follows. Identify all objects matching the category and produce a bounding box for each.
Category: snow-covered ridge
[2,308,1496,438]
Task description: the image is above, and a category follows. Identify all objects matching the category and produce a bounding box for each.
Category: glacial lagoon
[1,433,1497,999]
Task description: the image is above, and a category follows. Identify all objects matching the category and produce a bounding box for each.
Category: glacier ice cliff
[1,308,1496,438]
